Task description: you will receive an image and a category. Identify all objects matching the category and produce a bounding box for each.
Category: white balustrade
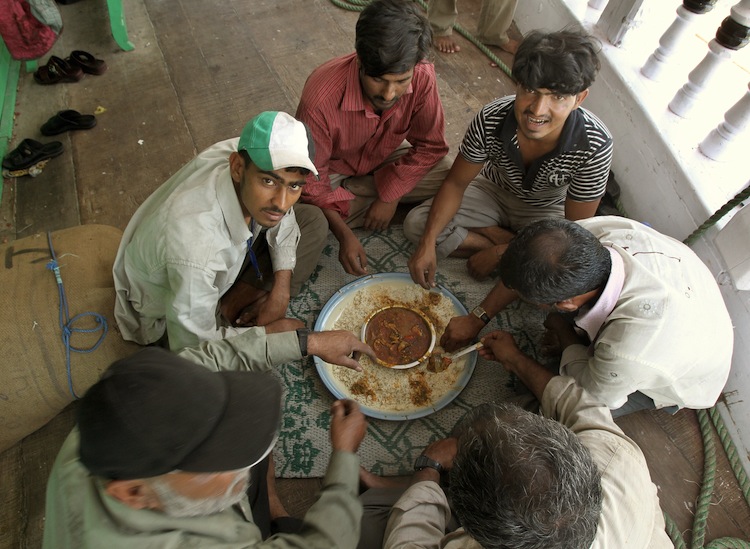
[642,5,702,81]
[700,83,750,160]
[669,0,750,118]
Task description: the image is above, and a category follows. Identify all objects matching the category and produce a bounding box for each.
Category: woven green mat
[273,225,546,478]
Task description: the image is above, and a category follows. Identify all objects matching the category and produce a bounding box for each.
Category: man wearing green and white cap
[113,111,329,351]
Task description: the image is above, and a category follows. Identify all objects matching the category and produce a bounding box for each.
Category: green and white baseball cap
[238,111,318,177]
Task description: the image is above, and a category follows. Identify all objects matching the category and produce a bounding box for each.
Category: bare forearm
[419,180,466,245]
[324,207,355,244]
[270,269,292,299]
[480,280,518,316]
[502,352,554,402]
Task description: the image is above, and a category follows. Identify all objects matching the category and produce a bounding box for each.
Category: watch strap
[414,454,443,474]
[472,306,491,325]
[296,328,310,357]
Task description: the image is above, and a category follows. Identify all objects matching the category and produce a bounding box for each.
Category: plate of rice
[313,272,477,420]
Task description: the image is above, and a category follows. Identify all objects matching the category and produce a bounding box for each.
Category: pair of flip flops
[41,110,97,136]
[2,139,64,178]
[34,51,107,85]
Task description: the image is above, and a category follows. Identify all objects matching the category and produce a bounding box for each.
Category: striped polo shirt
[460,96,613,207]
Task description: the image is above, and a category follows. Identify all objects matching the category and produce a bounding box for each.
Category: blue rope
[45,232,108,399]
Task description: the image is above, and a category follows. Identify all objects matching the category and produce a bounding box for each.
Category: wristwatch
[471,305,491,325]
[414,454,443,474]
[296,328,310,357]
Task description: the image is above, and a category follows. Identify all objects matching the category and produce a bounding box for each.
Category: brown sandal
[33,56,84,85]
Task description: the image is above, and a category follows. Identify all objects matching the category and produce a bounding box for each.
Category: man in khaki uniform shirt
[375,329,672,548]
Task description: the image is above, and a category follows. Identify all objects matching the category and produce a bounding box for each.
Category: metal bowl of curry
[361,305,436,369]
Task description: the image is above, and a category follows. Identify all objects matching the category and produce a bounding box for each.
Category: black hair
[499,218,611,304]
[355,0,432,77]
[512,29,602,95]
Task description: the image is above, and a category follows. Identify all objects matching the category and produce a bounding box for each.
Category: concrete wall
[514,0,750,469]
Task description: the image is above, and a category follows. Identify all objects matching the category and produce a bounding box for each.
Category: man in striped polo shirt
[407,29,613,293]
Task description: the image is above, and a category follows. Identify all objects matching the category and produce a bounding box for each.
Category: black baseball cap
[78,347,282,480]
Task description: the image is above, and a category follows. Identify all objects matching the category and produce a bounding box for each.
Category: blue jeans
[611,391,679,418]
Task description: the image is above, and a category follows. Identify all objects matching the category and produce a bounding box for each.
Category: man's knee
[403,201,432,244]
[296,204,329,248]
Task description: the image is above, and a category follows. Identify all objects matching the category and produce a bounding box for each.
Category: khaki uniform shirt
[382,377,673,548]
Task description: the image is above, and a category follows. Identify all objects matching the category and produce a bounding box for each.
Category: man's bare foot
[435,35,461,53]
[235,293,270,326]
[500,37,520,55]
[359,467,409,491]
[221,280,268,325]
[466,243,507,280]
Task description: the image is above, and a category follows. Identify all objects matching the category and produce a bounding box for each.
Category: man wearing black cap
[113,111,329,351]
[42,348,368,548]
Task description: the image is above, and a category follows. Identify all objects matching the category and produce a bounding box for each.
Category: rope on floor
[46,232,109,399]
[710,407,750,508]
[328,2,750,544]
[693,409,719,549]
[328,0,513,78]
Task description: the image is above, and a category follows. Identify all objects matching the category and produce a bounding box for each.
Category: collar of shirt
[497,99,590,190]
[574,246,624,342]
[216,169,252,245]
[340,52,414,120]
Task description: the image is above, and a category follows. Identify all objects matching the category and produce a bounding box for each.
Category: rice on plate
[314,273,476,420]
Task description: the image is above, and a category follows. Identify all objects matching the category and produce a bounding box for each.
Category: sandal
[67,50,107,75]
[33,56,84,85]
[41,110,97,136]
[2,139,64,175]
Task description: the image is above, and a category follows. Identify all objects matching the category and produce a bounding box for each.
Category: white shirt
[112,138,300,351]
[561,216,734,409]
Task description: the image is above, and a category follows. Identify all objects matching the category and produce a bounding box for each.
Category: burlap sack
[0,225,140,453]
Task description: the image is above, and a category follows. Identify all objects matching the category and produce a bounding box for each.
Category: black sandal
[41,110,97,136]
[67,50,107,75]
[2,139,64,177]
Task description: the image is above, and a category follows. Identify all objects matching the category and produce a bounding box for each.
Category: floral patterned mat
[273,226,546,478]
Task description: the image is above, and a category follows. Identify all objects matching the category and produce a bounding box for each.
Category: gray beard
[149,472,250,517]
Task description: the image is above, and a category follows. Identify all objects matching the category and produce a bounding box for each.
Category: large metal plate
[313,273,476,421]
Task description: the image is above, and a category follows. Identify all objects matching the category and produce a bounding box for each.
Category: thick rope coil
[705,539,750,549]
[709,407,750,508]
[665,511,689,549]
[693,409,718,549]
[684,183,750,246]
